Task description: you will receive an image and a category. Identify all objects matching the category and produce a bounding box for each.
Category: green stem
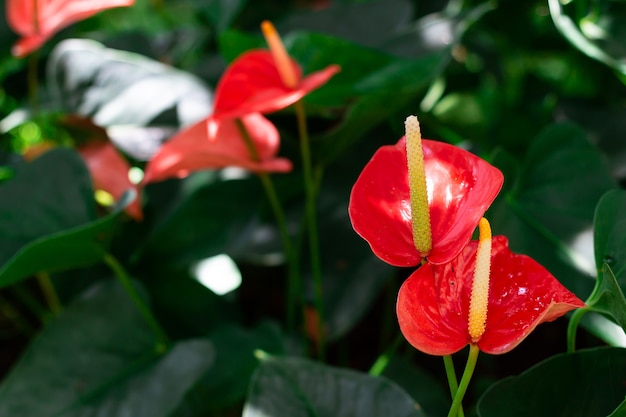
[294,100,326,360]
[443,355,465,417]
[0,294,36,337]
[369,333,403,376]
[567,307,588,353]
[11,284,51,324]
[102,253,169,347]
[446,345,480,417]
[36,272,62,315]
[27,51,40,115]
[234,119,301,334]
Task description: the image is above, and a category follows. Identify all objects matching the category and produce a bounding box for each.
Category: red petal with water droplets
[396,236,585,356]
[143,113,292,184]
[349,138,503,267]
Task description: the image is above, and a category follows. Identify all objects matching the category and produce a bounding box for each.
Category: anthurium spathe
[143,113,292,184]
[7,0,135,57]
[206,21,340,139]
[348,128,503,267]
[396,234,585,356]
[78,140,143,221]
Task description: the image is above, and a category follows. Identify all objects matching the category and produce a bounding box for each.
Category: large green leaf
[47,39,213,160]
[477,347,626,417]
[585,264,626,334]
[594,189,626,287]
[490,123,616,298]
[0,279,214,416]
[0,148,131,288]
[242,355,427,417]
[174,322,285,416]
[139,174,267,265]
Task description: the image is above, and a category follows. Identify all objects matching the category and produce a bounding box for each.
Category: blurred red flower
[396,235,585,356]
[78,140,143,221]
[349,137,503,267]
[7,0,134,57]
[143,113,292,184]
[206,45,340,139]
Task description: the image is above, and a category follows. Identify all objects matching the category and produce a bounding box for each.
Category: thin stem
[11,284,51,324]
[567,307,588,353]
[27,51,40,115]
[443,356,465,417]
[234,119,301,334]
[36,272,62,315]
[102,252,169,347]
[369,333,404,376]
[0,294,36,337]
[447,345,480,417]
[294,100,326,360]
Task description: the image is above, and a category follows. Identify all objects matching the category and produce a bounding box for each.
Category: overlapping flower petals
[7,0,135,57]
[143,113,292,184]
[349,137,504,267]
[396,236,586,356]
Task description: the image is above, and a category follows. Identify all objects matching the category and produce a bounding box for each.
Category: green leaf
[594,189,626,286]
[490,123,616,297]
[242,355,426,417]
[0,279,214,416]
[477,347,626,417]
[140,174,266,265]
[0,148,131,288]
[174,322,285,416]
[607,398,626,417]
[47,39,213,159]
[585,264,626,333]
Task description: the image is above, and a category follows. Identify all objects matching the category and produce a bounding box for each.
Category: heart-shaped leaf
[585,264,626,333]
[477,347,626,417]
[0,279,214,417]
[242,355,426,417]
[0,148,132,288]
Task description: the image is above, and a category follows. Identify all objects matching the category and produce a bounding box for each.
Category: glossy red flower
[7,0,134,57]
[349,137,504,267]
[396,235,585,356]
[205,22,340,140]
[78,140,143,221]
[142,113,292,184]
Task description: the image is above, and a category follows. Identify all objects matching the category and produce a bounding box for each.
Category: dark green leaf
[477,347,626,417]
[0,279,213,417]
[490,123,616,297]
[594,189,626,286]
[0,148,131,288]
[585,264,626,334]
[174,322,285,416]
[243,355,426,417]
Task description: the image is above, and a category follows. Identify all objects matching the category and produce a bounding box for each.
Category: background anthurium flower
[396,235,585,356]
[143,113,292,184]
[7,0,135,57]
[206,50,340,139]
[349,137,503,267]
[78,140,143,221]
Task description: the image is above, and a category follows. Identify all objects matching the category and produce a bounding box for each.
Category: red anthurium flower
[396,234,585,356]
[78,140,143,221]
[349,136,504,267]
[142,113,292,184]
[7,0,135,58]
[206,21,340,139]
